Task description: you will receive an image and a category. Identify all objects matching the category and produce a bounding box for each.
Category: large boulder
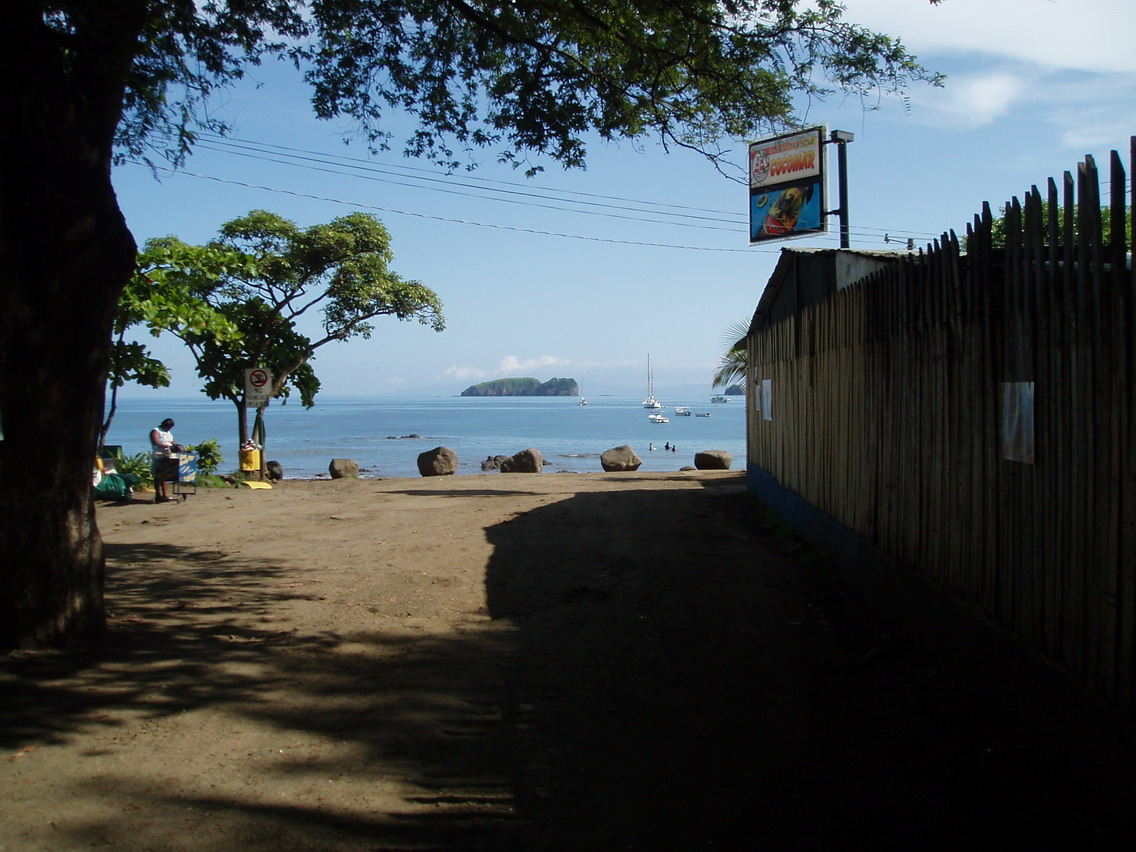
[601,445,642,472]
[418,446,459,477]
[481,455,511,471]
[694,450,733,470]
[499,448,543,473]
[329,458,359,479]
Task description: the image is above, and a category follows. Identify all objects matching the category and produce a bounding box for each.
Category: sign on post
[244,367,272,409]
[748,127,827,244]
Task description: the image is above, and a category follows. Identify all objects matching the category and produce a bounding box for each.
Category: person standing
[149,418,181,502]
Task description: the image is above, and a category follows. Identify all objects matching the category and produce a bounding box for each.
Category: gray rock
[601,445,642,472]
[418,446,458,477]
[266,460,284,481]
[694,450,733,470]
[499,448,543,473]
[329,458,360,479]
[481,455,511,471]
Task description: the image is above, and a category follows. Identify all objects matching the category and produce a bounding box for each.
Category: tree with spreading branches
[168,210,444,463]
[1,0,940,649]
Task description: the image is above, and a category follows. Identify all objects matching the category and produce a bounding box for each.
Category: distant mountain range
[460,377,579,397]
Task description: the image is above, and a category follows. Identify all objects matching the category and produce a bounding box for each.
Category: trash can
[239,448,261,471]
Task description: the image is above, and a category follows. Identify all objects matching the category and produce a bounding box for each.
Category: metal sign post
[827,130,854,249]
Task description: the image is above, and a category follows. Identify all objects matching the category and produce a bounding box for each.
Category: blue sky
[112,0,1136,400]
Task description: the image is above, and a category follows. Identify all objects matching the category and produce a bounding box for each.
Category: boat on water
[643,354,662,409]
[711,394,730,403]
[673,406,692,416]
[578,385,587,405]
[695,412,712,417]
[648,412,669,423]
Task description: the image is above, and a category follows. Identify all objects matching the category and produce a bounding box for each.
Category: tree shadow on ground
[2,477,1133,850]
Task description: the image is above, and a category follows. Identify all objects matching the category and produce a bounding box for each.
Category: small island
[461,377,579,397]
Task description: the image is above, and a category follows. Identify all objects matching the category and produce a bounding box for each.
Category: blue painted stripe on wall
[746,463,861,567]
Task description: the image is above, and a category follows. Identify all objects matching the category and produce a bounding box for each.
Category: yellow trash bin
[239,448,261,471]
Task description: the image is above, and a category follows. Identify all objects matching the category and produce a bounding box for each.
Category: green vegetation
[185,438,224,476]
[101,241,251,448]
[164,210,444,458]
[984,201,1132,248]
[713,319,751,390]
[116,453,155,489]
[461,377,579,397]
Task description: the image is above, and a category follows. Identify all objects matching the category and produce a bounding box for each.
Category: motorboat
[673,406,691,416]
[648,412,669,423]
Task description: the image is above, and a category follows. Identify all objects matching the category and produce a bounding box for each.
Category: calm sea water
[104,395,747,479]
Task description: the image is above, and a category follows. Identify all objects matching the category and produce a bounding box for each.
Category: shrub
[186,438,223,475]
[116,452,154,487]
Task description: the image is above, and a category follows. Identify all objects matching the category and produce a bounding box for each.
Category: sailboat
[642,354,662,409]
[578,383,588,405]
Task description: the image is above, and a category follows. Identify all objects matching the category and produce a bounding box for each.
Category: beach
[2,473,1133,850]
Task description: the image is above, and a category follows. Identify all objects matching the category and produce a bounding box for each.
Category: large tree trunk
[0,5,142,649]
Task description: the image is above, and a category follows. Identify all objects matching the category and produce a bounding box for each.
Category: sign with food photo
[749,128,827,244]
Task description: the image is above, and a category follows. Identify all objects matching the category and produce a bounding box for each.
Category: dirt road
[2,472,1132,849]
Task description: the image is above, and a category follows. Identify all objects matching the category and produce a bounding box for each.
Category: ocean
[104,394,748,480]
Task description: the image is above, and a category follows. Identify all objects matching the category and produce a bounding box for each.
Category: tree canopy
[167,210,443,453]
[713,317,752,389]
[100,240,251,446]
[114,0,940,176]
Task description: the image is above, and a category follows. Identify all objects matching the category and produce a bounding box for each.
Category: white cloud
[1033,75,1136,150]
[443,365,488,381]
[443,355,569,382]
[913,69,1034,127]
[497,355,569,373]
[842,0,1136,75]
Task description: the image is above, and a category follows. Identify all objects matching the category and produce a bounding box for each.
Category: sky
[111,0,1136,400]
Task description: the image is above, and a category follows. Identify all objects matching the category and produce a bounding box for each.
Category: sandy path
[2,472,1133,850]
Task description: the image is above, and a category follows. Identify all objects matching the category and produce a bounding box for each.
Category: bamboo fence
[747,142,1136,713]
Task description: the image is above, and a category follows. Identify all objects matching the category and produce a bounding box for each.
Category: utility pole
[828,130,854,249]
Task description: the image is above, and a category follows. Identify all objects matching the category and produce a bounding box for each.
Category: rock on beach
[601,445,642,472]
[418,446,459,477]
[329,458,360,479]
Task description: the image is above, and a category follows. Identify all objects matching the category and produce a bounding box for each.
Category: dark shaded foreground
[2,474,1133,850]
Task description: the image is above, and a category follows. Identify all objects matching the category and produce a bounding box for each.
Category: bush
[116,452,154,487]
[186,438,223,475]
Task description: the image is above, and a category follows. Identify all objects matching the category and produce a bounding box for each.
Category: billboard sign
[749,127,827,244]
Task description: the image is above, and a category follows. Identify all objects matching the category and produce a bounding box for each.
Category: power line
[129,134,950,251]
[190,141,744,233]
[195,133,747,222]
[166,132,944,242]
[127,161,773,253]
